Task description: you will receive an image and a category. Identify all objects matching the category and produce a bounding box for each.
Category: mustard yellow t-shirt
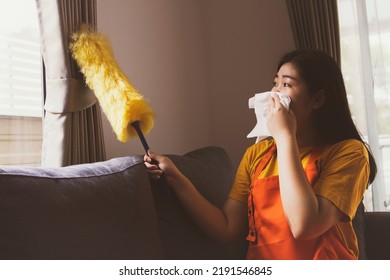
[229,138,370,258]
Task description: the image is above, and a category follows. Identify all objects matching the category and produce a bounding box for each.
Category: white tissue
[247,91,291,140]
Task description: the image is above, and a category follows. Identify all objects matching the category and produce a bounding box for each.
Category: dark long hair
[277,49,377,185]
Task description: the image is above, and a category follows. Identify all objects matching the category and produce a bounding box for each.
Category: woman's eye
[283,83,291,87]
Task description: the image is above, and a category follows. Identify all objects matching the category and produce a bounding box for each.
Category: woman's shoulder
[247,138,275,154]
[242,138,275,162]
[321,138,369,162]
[325,138,367,153]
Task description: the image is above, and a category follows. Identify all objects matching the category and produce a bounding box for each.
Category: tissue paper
[247,91,291,140]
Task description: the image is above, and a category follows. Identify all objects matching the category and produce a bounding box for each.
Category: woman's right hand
[266,92,297,143]
[144,151,181,182]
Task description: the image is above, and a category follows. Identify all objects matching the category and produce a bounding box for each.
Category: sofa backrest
[151,146,248,260]
[0,156,163,260]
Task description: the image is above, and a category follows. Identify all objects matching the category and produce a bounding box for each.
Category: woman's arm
[276,139,343,239]
[267,95,343,240]
[144,152,247,244]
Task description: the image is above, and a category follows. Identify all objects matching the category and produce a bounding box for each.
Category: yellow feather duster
[69,25,155,144]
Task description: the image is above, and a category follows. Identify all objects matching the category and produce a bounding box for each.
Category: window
[338,0,390,211]
[0,0,43,166]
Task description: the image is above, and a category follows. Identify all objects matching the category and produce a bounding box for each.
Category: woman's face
[271,62,320,134]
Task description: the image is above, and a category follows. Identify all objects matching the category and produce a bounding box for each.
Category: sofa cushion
[151,146,248,259]
[364,211,390,260]
[0,156,163,260]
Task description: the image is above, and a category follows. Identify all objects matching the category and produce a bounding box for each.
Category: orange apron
[246,144,355,260]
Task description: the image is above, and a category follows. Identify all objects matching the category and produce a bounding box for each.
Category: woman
[144,49,376,259]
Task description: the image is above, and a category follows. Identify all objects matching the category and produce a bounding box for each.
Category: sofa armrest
[364,211,390,260]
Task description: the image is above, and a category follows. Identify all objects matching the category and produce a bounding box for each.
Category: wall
[97,0,295,167]
[201,0,295,166]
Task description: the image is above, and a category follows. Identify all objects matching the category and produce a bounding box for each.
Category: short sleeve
[228,140,274,204]
[314,139,370,221]
[228,151,251,204]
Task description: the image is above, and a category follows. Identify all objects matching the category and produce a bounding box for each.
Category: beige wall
[97,0,295,167]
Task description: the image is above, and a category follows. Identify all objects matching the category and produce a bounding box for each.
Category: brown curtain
[286,0,341,66]
[36,0,106,166]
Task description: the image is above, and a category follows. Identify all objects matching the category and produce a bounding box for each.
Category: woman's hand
[144,151,181,182]
[266,93,297,142]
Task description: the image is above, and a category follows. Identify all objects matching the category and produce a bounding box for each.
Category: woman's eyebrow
[274,74,298,81]
[282,74,298,80]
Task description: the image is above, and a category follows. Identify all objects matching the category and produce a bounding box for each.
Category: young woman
[144,49,377,260]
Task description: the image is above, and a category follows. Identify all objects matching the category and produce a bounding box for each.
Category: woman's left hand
[266,93,297,142]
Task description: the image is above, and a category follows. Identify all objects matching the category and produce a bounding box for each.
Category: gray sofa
[0,146,388,259]
[0,146,247,260]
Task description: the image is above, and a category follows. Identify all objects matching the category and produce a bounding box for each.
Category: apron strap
[307,144,323,166]
[251,144,277,183]
[305,144,324,185]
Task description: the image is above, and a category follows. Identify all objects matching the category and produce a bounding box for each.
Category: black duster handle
[131,120,158,165]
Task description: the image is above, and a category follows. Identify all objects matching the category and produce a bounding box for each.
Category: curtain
[285,0,341,66]
[35,0,106,167]
[338,0,389,213]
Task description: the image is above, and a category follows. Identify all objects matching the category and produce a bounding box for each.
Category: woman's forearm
[165,173,247,244]
[276,138,319,238]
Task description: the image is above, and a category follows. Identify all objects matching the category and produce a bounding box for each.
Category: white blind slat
[0,0,43,167]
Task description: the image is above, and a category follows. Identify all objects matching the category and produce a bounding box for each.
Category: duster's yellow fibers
[69,26,155,143]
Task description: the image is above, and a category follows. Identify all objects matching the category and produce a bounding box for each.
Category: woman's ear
[313,89,326,109]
